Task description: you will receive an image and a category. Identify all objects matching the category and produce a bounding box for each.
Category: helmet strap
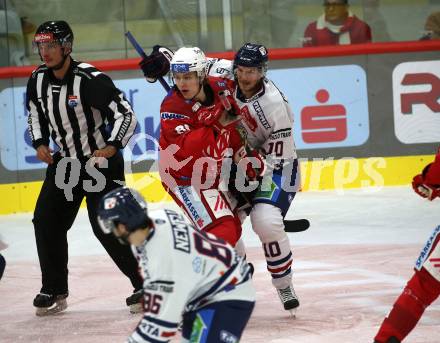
[116,231,131,245]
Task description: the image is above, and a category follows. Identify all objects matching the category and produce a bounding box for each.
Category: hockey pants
[33,153,143,295]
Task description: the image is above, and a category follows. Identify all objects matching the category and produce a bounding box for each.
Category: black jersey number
[144,292,163,314]
[266,141,283,157]
[264,241,281,258]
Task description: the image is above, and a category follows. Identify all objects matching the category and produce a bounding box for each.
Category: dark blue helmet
[233,43,268,75]
[97,187,151,237]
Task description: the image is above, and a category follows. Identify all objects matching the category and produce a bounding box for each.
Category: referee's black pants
[32,152,143,296]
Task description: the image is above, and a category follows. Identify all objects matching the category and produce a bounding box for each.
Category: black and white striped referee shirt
[27,59,138,159]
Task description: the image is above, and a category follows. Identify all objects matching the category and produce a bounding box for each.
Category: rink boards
[0,43,439,215]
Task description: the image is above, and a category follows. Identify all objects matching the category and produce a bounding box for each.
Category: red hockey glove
[234,146,266,181]
[218,89,241,117]
[412,150,440,201]
[196,101,241,132]
[197,104,239,161]
[196,102,225,127]
[412,174,440,200]
[139,45,174,82]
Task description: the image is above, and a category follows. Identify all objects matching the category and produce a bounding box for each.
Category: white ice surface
[0,186,439,343]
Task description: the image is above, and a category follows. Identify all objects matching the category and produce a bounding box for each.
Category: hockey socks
[264,236,293,285]
[374,268,440,342]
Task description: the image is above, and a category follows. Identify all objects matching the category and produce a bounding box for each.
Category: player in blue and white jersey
[98,187,255,343]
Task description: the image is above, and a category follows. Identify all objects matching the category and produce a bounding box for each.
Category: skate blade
[129,303,143,314]
[35,299,67,316]
[287,308,297,318]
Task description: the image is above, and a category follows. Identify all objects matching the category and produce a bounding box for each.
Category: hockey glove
[139,45,174,83]
[196,102,225,127]
[218,89,241,117]
[234,146,266,181]
[196,101,240,131]
[412,150,440,201]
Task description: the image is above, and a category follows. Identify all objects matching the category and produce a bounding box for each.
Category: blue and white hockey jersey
[207,58,298,171]
[127,208,255,343]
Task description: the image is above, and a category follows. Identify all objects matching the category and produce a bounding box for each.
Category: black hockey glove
[139,45,174,83]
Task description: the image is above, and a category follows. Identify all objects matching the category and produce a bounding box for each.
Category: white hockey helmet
[170,47,207,79]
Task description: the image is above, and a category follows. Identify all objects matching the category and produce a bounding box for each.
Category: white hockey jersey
[127,208,255,343]
[207,59,298,171]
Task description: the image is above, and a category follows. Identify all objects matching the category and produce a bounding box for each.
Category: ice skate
[126,289,143,314]
[277,284,299,317]
[33,293,68,316]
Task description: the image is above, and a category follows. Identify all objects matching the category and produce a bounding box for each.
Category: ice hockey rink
[0,186,439,343]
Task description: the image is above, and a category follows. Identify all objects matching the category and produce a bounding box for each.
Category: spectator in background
[303,0,372,47]
[421,11,440,40]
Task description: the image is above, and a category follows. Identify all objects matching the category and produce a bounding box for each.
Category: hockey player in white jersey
[139,43,300,314]
[97,187,255,343]
[207,43,300,314]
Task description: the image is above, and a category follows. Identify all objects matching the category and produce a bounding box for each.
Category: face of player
[235,65,264,99]
[37,41,66,68]
[324,0,349,25]
[173,71,203,100]
[115,223,148,247]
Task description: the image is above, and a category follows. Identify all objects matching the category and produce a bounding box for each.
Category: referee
[26,20,143,316]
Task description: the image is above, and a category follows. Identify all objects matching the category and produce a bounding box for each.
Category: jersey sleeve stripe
[187,262,239,308]
[144,315,179,328]
[270,128,292,135]
[134,327,169,343]
[28,100,44,142]
[149,280,175,286]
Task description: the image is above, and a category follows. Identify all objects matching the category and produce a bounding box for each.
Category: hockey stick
[238,192,310,233]
[283,219,310,233]
[125,31,171,92]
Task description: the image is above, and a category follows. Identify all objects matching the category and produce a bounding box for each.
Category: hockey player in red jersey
[374,149,440,343]
[139,43,299,314]
[157,47,258,247]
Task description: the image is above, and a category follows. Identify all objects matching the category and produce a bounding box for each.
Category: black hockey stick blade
[284,219,310,233]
